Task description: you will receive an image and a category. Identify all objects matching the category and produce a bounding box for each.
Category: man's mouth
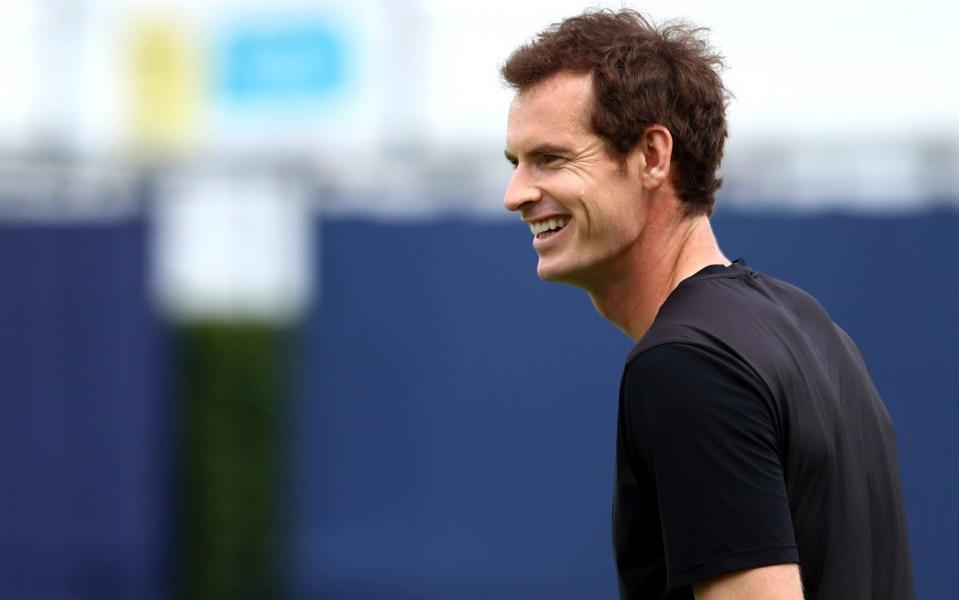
[529,216,571,239]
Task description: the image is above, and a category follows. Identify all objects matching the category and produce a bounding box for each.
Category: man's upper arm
[693,563,804,600]
[622,342,800,590]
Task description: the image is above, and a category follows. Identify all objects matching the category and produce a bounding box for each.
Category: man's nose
[503,166,542,212]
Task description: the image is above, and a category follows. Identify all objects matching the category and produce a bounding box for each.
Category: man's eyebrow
[528,143,573,157]
[504,143,573,165]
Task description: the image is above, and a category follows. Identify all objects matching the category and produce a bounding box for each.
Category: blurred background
[0,0,956,598]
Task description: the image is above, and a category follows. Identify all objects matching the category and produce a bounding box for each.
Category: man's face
[504,72,647,287]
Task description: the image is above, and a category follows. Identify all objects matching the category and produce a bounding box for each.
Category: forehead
[506,72,594,150]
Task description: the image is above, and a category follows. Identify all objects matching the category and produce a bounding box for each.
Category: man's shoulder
[627,263,832,366]
[622,341,763,406]
[619,341,778,451]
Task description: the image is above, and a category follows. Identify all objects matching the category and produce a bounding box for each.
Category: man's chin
[536,259,560,281]
[537,259,579,285]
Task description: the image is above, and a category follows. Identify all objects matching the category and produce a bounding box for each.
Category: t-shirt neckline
[683,258,748,284]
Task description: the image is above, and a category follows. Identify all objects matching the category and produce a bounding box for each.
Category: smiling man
[502,10,914,600]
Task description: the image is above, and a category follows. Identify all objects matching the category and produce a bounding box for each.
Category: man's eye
[542,154,564,166]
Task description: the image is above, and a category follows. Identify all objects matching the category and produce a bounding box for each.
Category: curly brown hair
[501,9,729,217]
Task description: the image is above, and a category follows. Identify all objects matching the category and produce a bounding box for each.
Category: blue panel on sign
[219,21,348,102]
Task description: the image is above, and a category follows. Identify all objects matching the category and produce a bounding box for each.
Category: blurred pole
[149,164,313,600]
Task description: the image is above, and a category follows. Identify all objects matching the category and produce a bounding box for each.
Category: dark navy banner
[0,220,170,600]
[293,212,958,599]
[1,211,954,599]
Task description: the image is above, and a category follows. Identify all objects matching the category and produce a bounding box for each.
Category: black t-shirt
[613,260,914,599]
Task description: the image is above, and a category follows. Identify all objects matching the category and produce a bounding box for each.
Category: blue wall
[0,220,170,600]
[293,212,958,599]
[1,211,954,598]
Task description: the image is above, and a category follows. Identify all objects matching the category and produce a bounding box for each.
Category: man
[501,10,914,600]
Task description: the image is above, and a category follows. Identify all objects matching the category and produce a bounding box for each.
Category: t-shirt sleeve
[621,342,799,590]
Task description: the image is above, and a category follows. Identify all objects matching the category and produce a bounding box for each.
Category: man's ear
[637,125,672,190]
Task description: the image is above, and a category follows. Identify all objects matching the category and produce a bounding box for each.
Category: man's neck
[587,214,729,341]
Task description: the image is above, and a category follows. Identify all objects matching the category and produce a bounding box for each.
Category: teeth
[527,217,571,235]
